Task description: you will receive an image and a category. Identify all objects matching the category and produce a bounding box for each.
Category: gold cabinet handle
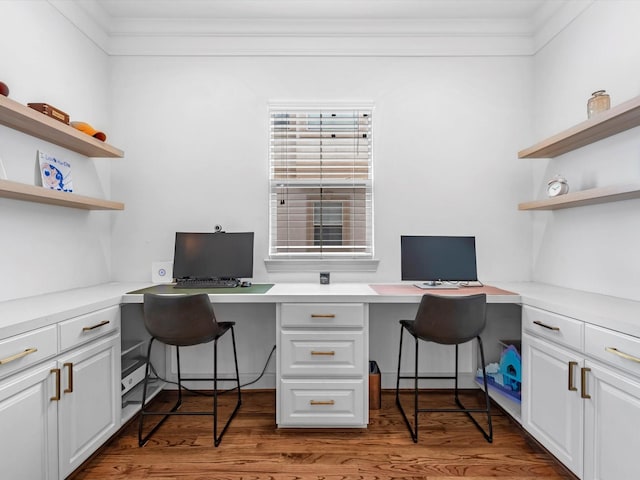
[310,400,335,406]
[605,347,640,363]
[581,367,591,399]
[64,362,73,394]
[311,314,336,318]
[568,361,578,391]
[311,351,335,356]
[0,347,38,365]
[82,320,110,332]
[51,368,61,401]
[533,320,560,331]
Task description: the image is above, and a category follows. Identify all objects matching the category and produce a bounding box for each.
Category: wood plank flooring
[71,390,577,480]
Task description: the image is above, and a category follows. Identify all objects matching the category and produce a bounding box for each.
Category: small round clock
[547,175,569,197]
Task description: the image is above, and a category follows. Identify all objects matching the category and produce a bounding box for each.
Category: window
[313,201,343,246]
[269,105,373,259]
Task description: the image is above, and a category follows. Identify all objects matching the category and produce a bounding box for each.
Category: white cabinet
[0,361,58,480]
[277,303,368,427]
[582,323,640,480]
[522,305,640,480]
[583,360,640,480]
[57,334,120,478]
[55,306,121,478]
[0,304,121,480]
[522,333,584,477]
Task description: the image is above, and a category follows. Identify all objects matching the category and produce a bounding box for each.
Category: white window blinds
[269,106,373,258]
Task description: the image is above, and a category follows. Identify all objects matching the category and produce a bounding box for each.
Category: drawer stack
[276,303,368,427]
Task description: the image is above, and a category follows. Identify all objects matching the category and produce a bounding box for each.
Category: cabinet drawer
[280,379,365,426]
[0,325,57,379]
[280,330,364,377]
[280,303,365,328]
[523,306,583,351]
[59,306,120,352]
[585,325,640,378]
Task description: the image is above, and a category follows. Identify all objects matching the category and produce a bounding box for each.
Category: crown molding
[47,0,592,57]
[104,34,534,57]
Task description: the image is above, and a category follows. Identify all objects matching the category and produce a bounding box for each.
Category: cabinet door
[583,361,640,480]
[57,334,120,478]
[522,333,583,478]
[0,362,58,479]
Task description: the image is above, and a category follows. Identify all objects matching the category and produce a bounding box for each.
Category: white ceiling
[48,0,593,56]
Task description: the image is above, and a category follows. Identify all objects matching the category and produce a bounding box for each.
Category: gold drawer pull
[51,368,61,401]
[581,367,591,399]
[533,320,560,331]
[310,400,335,406]
[606,347,640,363]
[64,362,74,394]
[568,361,578,391]
[311,314,336,318]
[311,351,335,356]
[82,320,110,332]
[0,347,38,365]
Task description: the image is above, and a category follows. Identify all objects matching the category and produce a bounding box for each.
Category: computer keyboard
[174,279,239,289]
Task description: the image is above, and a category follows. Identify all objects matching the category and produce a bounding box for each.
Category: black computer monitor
[173,232,254,281]
[400,235,478,282]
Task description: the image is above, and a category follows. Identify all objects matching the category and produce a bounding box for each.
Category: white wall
[0,2,112,302]
[109,55,533,285]
[12,1,638,303]
[530,1,640,300]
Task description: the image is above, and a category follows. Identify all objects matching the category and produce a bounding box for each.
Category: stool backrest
[413,293,487,344]
[143,293,222,346]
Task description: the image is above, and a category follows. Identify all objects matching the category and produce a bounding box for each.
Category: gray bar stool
[138,293,242,447]
[395,293,493,443]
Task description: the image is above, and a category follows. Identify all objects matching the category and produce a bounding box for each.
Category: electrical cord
[146,344,276,396]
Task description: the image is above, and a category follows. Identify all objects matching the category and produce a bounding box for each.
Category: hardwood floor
[72,390,577,480]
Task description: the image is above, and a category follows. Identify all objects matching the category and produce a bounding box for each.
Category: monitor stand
[414,282,460,290]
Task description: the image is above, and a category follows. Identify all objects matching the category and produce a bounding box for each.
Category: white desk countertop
[2,281,640,340]
[120,282,522,304]
[494,282,640,339]
[0,282,149,339]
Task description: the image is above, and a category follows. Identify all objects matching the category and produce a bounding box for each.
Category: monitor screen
[173,232,254,280]
[400,235,478,282]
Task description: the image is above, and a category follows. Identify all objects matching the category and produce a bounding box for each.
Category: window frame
[266,102,377,272]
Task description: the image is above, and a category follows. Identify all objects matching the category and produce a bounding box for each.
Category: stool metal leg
[395,325,404,404]
[451,336,493,443]
[395,324,419,442]
[138,340,182,447]
[213,325,242,447]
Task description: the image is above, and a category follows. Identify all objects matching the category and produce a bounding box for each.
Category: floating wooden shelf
[518,95,640,158]
[0,179,124,210]
[0,95,123,158]
[518,184,640,211]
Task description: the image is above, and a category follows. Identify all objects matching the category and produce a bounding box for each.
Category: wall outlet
[151,261,173,284]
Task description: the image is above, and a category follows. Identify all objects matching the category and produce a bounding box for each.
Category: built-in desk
[121,282,521,427]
